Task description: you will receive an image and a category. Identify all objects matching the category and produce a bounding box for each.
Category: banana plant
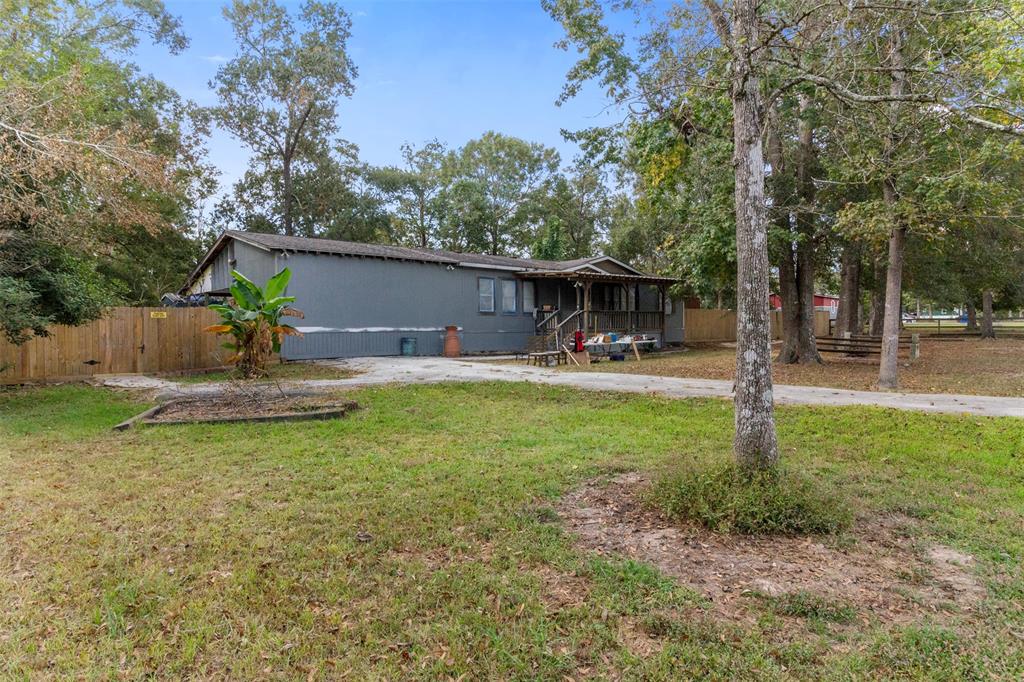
[204,268,304,378]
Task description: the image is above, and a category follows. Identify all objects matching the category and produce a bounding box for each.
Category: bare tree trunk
[877,30,908,390]
[418,195,428,247]
[965,300,978,331]
[980,291,995,338]
[282,153,294,236]
[878,220,906,389]
[869,255,886,335]
[793,95,821,364]
[766,114,799,364]
[836,243,861,335]
[729,0,779,469]
[776,245,799,363]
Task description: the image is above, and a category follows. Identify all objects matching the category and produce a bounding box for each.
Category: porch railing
[588,310,664,333]
[535,309,665,348]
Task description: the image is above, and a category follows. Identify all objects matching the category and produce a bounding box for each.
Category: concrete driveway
[97,356,1024,419]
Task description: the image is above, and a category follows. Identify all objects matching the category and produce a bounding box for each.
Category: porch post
[659,284,667,344]
[633,284,639,330]
[583,281,592,334]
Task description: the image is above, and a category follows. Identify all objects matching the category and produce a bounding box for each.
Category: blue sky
[131,0,642,200]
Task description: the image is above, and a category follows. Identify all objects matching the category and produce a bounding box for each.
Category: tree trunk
[766,113,798,364]
[776,246,799,363]
[965,300,978,331]
[282,153,294,236]
[869,255,886,335]
[877,30,908,390]
[418,194,428,247]
[836,243,861,335]
[877,221,906,389]
[794,94,821,364]
[729,0,779,469]
[980,291,995,338]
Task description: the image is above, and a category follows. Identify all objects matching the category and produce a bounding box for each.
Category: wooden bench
[527,350,567,366]
[816,333,920,360]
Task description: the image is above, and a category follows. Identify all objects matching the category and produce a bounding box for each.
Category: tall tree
[536,161,612,259]
[546,0,781,467]
[0,0,212,342]
[438,132,559,256]
[547,0,1024,464]
[209,0,357,236]
[364,141,447,248]
[703,0,780,466]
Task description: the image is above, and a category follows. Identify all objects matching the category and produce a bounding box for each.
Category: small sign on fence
[150,311,168,319]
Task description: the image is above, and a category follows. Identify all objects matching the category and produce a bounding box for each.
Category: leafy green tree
[364,141,448,248]
[0,233,115,343]
[532,216,567,260]
[535,162,611,259]
[214,146,391,243]
[439,132,560,256]
[209,0,357,236]
[96,225,206,306]
[1,0,213,341]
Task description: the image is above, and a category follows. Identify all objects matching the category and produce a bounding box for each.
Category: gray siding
[207,240,277,292]
[192,237,682,357]
[279,253,538,359]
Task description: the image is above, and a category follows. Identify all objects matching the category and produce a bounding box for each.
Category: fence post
[910,333,920,360]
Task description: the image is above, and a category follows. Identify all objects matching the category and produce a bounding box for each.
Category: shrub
[650,462,851,535]
[205,269,304,378]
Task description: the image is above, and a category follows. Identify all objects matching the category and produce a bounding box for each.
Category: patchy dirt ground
[557,473,985,627]
[569,338,1024,397]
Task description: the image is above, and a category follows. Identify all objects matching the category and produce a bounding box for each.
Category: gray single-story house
[181,230,683,359]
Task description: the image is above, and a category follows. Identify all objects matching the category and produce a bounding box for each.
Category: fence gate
[0,307,225,384]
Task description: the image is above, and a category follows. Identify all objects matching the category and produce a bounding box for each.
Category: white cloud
[201,54,229,64]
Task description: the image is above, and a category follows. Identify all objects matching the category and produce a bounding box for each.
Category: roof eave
[179,231,232,294]
[521,271,677,285]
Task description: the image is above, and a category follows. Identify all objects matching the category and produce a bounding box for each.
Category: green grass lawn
[2,383,1023,679]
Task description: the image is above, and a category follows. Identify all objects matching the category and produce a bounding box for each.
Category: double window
[480,277,535,315]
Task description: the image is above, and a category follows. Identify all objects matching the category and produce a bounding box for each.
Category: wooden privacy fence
[0,307,225,384]
[684,308,831,343]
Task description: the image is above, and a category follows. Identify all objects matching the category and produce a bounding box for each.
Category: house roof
[181,230,673,292]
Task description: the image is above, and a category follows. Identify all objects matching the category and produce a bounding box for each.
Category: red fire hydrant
[573,329,585,353]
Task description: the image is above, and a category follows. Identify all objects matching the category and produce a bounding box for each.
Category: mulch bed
[558,472,985,628]
[115,393,358,429]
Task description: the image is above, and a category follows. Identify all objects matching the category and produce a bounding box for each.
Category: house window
[478,277,495,313]
[501,279,517,314]
[522,281,535,314]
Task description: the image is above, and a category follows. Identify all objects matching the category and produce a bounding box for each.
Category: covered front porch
[523,270,678,349]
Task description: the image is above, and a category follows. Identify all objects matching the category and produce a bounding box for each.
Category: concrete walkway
[95,356,1024,419]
